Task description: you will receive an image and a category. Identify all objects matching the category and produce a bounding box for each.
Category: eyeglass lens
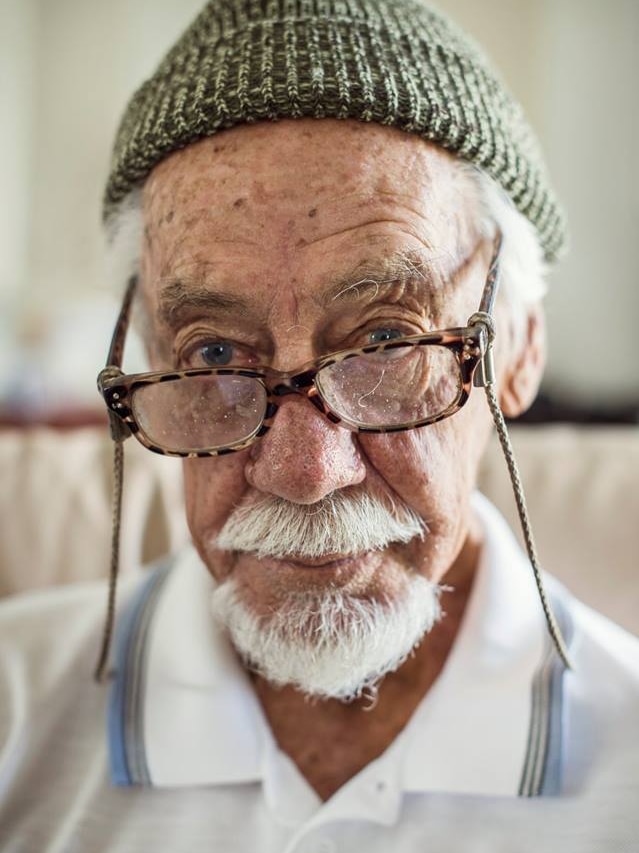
[130,344,462,452]
[132,374,267,452]
[318,345,461,428]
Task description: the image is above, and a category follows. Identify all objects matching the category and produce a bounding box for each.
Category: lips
[226,548,388,594]
[277,553,365,569]
[254,550,388,581]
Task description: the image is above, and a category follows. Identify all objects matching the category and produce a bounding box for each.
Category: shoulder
[0,577,113,629]
[0,573,145,699]
[568,594,639,683]
[542,573,638,680]
[558,587,639,787]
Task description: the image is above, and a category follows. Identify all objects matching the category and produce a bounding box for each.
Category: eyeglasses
[94,232,572,680]
[99,321,497,457]
[97,246,502,456]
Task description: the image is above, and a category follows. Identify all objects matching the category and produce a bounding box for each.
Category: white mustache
[214,490,427,560]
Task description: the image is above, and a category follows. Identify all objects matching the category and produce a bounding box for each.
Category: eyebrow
[321,249,448,307]
[157,280,253,330]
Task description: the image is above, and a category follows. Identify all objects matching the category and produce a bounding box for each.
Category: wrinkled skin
[139,119,545,799]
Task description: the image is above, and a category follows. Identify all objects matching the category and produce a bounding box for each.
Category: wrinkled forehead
[139,119,482,305]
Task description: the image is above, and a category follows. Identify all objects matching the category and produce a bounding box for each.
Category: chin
[210,572,443,702]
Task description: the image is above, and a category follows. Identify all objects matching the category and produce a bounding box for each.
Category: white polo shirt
[1,494,638,852]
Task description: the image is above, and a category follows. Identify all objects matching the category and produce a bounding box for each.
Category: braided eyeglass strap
[484,384,573,670]
[93,438,125,682]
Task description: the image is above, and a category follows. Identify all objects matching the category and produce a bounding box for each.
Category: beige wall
[0,0,37,304]
[1,0,637,407]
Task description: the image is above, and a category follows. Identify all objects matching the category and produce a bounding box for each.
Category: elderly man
[1,1,638,850]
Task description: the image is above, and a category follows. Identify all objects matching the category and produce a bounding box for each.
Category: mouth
[274,552,369,569]
[235,550,383,584]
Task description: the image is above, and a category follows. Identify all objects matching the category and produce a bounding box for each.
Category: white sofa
[1,425,637,634]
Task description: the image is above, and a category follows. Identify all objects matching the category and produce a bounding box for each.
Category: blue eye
[200,342,235,366]
[368,328,404,344]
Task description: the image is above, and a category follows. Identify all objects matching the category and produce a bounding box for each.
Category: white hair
[210,489,441,702]
[105,186,144,295]
[467,167,548,306]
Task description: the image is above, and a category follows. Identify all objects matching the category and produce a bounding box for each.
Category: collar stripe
[518,588,574,797]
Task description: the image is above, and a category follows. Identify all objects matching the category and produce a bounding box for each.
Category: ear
[498,305,546,418]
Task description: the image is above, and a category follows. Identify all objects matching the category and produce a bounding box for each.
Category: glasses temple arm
[99,276,138,442]
[466,232,503,389]
[105,274,138,368]
[478,232,503,316]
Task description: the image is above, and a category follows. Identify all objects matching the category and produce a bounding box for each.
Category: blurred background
[1,0,638,426]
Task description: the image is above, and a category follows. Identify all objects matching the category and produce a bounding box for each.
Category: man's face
[139,119,509,693]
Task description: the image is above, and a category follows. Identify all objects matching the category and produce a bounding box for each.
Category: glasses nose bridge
[263,368,330,419]
[263,361,314,396]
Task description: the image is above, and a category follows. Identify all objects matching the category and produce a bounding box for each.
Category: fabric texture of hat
[104,0,566,261]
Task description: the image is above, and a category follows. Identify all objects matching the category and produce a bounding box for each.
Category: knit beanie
[104,0,566,261]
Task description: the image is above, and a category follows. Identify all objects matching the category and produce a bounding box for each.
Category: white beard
[210,490,442,701]
[211,575,442,702]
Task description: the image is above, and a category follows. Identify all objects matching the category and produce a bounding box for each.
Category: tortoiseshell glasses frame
[97,236,502,456]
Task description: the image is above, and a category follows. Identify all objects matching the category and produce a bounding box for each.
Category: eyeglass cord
[93,392,574,682]
[484,383,573,670]
[94,439,124,682]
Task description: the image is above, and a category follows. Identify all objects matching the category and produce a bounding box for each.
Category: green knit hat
[104,0,566,261]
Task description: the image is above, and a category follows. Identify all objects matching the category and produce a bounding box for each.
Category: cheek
[360,426,463,513]
[359,395,492,533]
[183,453,249,549]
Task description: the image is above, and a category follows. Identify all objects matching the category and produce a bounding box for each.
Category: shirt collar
[139,547,267,787]
[400,492,548,796]
[109,492,565,798]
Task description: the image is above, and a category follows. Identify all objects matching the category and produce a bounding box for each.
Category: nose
[244,397,366,504]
